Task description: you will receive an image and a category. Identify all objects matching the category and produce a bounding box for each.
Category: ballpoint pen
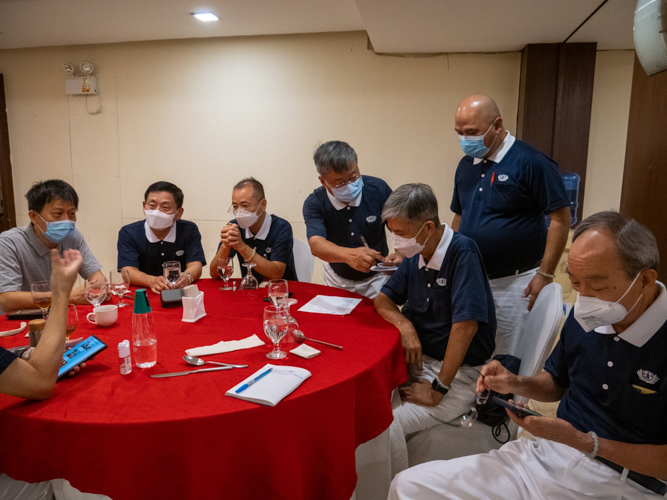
[360,235,370,249]
[235,368,272,393]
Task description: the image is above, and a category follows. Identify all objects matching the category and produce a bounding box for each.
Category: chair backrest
[515,282,563,380]
[292,238,315,283]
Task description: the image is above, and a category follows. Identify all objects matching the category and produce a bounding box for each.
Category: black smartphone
[492,396,542,418]
[6,309,43,321]
[58,335,108,380]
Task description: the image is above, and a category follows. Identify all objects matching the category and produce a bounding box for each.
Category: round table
[0,280,406,500]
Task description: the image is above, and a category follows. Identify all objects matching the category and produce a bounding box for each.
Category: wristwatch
[431,377,450,395]
[183,272,193,285]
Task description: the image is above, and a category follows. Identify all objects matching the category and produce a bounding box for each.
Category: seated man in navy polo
[374,183,495,481]
[451,95,571,356]
[303,140,398,299]
[117,181,205,295]
[390,211,667,500]
[209,177,297,283]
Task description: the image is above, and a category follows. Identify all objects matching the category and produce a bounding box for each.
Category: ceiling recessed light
[192,12,219,22]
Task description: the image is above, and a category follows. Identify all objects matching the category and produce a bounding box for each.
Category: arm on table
[69,269,112,304]
[0,291,38,313]
[374,292,422,371]
[122,266,170,295]
[174,261,203,288]
[308,236,382,274]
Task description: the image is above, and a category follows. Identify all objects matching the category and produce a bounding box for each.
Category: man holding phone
[390,212,667,500]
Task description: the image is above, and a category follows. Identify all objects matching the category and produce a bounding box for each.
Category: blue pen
[235,368,272,394]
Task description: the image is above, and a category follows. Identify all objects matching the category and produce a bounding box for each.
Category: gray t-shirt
[0,224,101,314]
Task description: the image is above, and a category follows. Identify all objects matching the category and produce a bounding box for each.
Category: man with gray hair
[375,183,496,479]
[390,211,667,500]
[303,141,398,298]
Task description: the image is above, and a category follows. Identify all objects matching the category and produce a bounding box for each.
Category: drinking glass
[85,277,107,308]
[162,261,181,288]
[66,305,78,339]
[31,281,52,319]
[109,269,130,307]
[277,298,300,345]
[239,263,258,290]
[263,306,288,359]
[217,257,234,290]
[268,279,288,307]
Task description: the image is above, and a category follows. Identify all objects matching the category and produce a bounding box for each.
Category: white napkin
[185,334,265,357]
[182,291,206,323]
[0,322,27,338]
[290,344,321,359]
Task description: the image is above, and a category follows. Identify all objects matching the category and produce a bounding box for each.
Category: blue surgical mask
[37,214,76,243]
[329,177,364,204]
[459,120,497,159]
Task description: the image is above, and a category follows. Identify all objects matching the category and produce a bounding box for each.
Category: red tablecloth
[0,280,406,500]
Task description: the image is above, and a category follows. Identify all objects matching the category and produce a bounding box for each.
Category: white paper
[290,344,321,359]
[226,364,311,406]
[297,295,362,315]
[185,333,265,357]
[182,291,206,323]
[370,264,398,272]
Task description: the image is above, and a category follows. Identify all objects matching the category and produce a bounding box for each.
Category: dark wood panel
[0,74,17,233]
[620,55,667,281]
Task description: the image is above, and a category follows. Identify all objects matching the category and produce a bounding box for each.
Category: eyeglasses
[227,200,263,215]
[325,174,361,190]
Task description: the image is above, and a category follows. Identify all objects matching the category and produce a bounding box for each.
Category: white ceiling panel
[567,0,635,49]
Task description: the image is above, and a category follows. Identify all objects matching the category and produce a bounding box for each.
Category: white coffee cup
[86,305,118,327]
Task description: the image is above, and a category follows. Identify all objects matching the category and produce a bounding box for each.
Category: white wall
[0,32,632,284]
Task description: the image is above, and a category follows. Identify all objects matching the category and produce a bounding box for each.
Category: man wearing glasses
[303,141,398,298]
[210,177,297,283]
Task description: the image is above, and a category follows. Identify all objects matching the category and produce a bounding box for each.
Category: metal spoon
[182,355,248,369]
[293,330,343,350]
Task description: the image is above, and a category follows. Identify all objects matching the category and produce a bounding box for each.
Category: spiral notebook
[226,364,311,406]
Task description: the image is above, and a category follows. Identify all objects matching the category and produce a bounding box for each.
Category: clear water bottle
[561,172,580,227]
[132,289,157,368]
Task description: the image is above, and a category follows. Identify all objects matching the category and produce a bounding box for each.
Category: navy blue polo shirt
[303,175,391,281]
[117,220,206,276]
[545,289,667,445]
[223,215,298,283]
[0,347,16,375]
[381,228,495,364]
[450,139,568,277]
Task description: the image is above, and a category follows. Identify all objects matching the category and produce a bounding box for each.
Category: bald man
[450,95,571,356]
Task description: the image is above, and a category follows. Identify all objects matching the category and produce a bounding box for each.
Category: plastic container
[118,340,132,375]
[561,172,580,227]
[132,289,157,368]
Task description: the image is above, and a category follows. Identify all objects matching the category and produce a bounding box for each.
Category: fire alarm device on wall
[65,76,97,95]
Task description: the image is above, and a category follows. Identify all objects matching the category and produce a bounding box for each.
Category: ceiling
[0,0,636,52]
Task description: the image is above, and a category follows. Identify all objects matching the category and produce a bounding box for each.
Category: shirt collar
[594,282,667,347]
[144,220,177,243]
[325,187,362,210]
[245,214,272,240]
[22,223,52,257]
[473,131,515,165]
[418,224,454,271]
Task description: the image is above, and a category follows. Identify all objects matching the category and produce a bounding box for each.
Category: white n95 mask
[393,223,428,259]
[234,208,261,229]
[145,209,176,230]
[573,273,642,332]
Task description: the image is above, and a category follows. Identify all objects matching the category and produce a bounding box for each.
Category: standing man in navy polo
[209,177,297,283]
[390,212,667,500]
[117,181,206,295]
[303,141,397,299]
[375,183,496,481]
[451,95,571,356]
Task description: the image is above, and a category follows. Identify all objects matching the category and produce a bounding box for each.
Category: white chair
[292,238,315,283]
[406,282,563,465]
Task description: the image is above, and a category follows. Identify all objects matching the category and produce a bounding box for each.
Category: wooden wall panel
[0,75,17,233]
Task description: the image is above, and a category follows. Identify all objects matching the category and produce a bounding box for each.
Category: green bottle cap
[133,289,152,314]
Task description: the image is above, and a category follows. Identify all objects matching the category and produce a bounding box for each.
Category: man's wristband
[536,270,556,279]
[183,272,192,285]
[585,431,599,459]
[246,248,257,262]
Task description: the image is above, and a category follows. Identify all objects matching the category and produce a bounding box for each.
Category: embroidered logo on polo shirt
[265,247,272,253]
[497,174,509,182]
[637,369,660,385]
[436,278,447,286]
[175,250,185,256]
[366,215,377,223]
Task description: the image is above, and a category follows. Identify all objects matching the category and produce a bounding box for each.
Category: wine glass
[457,373,491,427]
[277,298,300,345]
[268,279,288,307]
[109,269,130,307]
[66,305,78,339]
[162,261,181,288]
[31,281,52,319]
[85,277,107,308]
[263,306,288,359]
[217,257,234,290]
[239,263,258,290]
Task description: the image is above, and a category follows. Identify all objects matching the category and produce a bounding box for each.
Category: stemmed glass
[217,257,234,290]
[162,261,181,289]
[268,279,288,307]
[239,263,258,290]
[454,369,491,428]
[277,298,300,345]
[109,269,131,307]
[85,277,107,308]
[31,281,52,319]
[263,306,288,359]
[66,305,78,339]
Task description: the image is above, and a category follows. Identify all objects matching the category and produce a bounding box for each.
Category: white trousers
[323,262,389,299]
[0,474,110,500]
[389,438,664,500]
[389,356,480,479]
[489,269,535,357]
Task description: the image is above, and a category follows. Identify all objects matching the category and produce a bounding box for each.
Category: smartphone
[6,309,43,321]
[492,396,542,418]
[58,335,108,380]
